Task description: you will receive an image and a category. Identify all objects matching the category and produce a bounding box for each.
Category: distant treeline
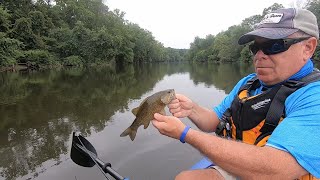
[187,1,320,63]
[0,0,187,70]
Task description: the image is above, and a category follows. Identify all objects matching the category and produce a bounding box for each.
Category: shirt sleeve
[266,82,320,178]
[213,74,256,119]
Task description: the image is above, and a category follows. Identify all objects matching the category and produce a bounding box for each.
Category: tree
[0,0,180,68]
[241,15,262,29]
[0,6,11,33]
[240,45,252,62]
[262,3,284,16]
[0,32,23,66]
[1,0,35,20]
[306,0,320,61]
[89,27,117,62]
[307,0,320,30]
[10,17,44,50]
[29,11,47,36]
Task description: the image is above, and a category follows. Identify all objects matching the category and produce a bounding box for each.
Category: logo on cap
[260,13,283,24]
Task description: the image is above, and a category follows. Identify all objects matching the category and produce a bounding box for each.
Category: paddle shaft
[76,143,127,180]
[95,158,126,180]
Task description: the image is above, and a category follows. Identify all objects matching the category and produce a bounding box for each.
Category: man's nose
[253,49,269,62]
[255,49,267,57]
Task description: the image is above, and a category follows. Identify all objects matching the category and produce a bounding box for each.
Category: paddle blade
[70,132,98,167]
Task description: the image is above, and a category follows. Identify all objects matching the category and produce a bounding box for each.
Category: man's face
[251,35,308,85]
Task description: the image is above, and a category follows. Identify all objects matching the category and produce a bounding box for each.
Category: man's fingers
[154,113,166,122]
[175,93,185,99]
[169,106,181,114]
[167,101,180,109]
[152,120,163,128]
[176,94,189,102]
[169,99,180,104]
[173,112,183,118]
[152,120,168,135]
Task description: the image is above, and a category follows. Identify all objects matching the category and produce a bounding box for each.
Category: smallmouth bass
[120,89,176,141]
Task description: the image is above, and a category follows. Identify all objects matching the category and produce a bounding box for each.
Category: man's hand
[152,113,186,140]
[168,94,193,118]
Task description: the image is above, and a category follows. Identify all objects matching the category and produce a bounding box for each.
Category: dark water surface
[0,62,257,180]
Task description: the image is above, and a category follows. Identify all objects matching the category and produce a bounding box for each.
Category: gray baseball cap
[238,8,319,45]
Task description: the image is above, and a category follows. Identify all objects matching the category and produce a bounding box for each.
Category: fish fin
[120,127,137,141]
[131,107,139,116]
[143,120,150,129]
[129,130,137,141]
[159,109,166,116]
[132,98,148,115]
[140,98,147,105]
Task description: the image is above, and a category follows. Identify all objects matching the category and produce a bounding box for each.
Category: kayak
[190,157,214,170]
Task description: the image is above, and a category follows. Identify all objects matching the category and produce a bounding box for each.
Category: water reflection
[0,62,254,179]
[189,62,253,93]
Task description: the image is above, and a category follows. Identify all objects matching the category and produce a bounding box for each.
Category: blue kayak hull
[190,157,214,170]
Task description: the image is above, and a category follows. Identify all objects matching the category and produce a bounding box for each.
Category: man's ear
[303,37,318,60]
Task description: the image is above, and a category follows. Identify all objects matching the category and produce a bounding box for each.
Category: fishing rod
[70,132,129,180]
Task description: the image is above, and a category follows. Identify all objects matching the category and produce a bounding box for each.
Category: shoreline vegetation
[1,1,319,72]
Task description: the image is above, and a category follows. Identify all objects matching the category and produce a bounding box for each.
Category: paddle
[70,132,129,180]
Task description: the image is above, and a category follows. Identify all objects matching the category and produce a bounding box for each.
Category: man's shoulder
[296,80,320,94]
[286,80,320,106]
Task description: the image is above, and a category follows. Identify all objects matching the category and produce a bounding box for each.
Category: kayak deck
[190,157,214,170]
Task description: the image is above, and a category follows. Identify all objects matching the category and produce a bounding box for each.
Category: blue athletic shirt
[213,59,320,178]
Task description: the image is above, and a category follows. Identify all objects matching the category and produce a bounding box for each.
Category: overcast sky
[105,0,303,49]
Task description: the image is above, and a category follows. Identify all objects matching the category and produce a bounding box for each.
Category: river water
[0,61,271,180]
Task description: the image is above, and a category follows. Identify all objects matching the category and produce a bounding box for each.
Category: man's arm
[188,103,220,132]
[185,129,308,179]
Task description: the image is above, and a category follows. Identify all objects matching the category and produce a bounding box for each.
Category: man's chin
[257,75,275,85]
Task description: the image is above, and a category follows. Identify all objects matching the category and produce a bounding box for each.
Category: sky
[105,0,304,49]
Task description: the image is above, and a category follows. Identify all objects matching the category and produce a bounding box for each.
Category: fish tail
[120,127,137,141]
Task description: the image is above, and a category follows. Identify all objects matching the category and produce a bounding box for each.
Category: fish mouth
[171,90,176,99]
[163,89,176,103]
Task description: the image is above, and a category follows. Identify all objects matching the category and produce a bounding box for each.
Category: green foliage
[1,1,319,69]
[188,2,320,64]
[28,10,53,36]
[63,55,83,66]
[0,32,23,66]
[213,33,233,62]
[0,5,11,32]
[307,0,320,34]
[9,17,45,50]
[48,27,73,58]
[1,0,35,20]
[22,50,53,65]
[89,27,116,62]
[1,0,179,69]
[188,35,216,62]
[240,45,252,62]
[188,24,250,63]
[166,48,186,62]
[262,3,284,16]
[313,46,320,61]
[70,21,93,60]
[241,15,262,29]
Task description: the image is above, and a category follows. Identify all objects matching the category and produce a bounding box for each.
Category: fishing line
[76,136,111,180]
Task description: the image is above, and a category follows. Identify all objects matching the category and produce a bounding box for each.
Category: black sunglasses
[249,37,310,55]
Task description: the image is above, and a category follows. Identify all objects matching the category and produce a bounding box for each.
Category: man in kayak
[152,8,320,179]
